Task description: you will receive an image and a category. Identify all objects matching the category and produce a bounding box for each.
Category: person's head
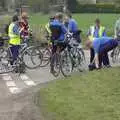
[12,15,19,22]
[55,12,63,22]
[64,15,69,23]
[67,13,72,19]
[21,12,29,20]
[85,40,93,49]
[49,15,55,22]
[64,13,72,23]
[95,18,100,27]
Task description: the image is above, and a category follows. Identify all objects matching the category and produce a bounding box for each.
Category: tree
[115,0,120,7]
[27,0,50,13]
[66,0,78,12]
[0,0,6,9]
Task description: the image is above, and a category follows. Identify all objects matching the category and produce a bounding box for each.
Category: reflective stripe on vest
[8,23,21,45]
[89,26,105,41]
[45,23,51,34]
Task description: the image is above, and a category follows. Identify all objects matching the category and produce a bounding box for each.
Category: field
[0,13,119,42]
[30,13,120,38]
[36,67,120,120]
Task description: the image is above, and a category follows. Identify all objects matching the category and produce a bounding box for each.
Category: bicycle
[60,37,86,76]
[50,33,86,77]
[0,45,26,74]
[0,35,43,74]
[21,36,43,69]
[112,42,120,64]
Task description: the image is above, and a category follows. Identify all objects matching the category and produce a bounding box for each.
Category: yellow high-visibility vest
[8,23,21,45]
[89,26,105,41]
[45,23,51,35]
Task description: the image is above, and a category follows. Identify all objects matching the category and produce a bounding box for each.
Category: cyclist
[64,14,82,43]
[87,18,107,64]
[19,12,30,45]
[110,18,120,58]
[115,17,120,39]
[86,37,118,70]
[8,15,23,65]
[50,13,67,73]
[45,16,55,45]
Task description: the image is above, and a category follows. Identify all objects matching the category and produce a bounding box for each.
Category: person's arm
[92,53,99,68]
[61,24,67,34]
[87,27,91,37]
[13,24,20,35]
[68,21,73,33]
[102,28,107,37]
[92,40,100,68]
[13,24,24,35]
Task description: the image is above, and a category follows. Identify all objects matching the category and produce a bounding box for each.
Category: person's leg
[102,52,110,66]
[98,53,103,68]
[50,43,57,72]
[90,48,95,63]
[10,45,20,65]
[99,40,118,68]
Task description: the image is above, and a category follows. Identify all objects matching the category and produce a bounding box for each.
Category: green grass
[36,67,120,120]
[29,13,120,36]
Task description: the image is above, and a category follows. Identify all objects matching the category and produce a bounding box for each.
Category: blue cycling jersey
[68,19,78,33]
[50,20,67,42]
[93,37,114,54]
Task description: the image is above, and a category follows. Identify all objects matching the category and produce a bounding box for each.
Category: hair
[49,15,55,21]
[95,18,100,23]
[55,12,63,20]
[67,13,72,18]
[12,15,19,22]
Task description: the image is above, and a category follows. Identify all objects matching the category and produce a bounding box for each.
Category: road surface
[0,50,119,120]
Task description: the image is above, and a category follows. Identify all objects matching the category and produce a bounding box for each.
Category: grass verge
[36,67,120,120]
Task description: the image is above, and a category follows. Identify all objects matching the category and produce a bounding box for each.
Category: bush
[71,3,120,13]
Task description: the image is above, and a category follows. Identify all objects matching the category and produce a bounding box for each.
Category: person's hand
[95,63,100,69]
[19,27,24,33]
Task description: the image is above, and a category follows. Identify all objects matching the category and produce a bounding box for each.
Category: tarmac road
[0,50,119,120]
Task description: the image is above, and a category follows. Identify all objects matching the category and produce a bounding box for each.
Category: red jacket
[19,19,29,36]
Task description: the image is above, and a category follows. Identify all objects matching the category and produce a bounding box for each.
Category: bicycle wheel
[14,58,26,74]
[112,47,120,63]
[50,53,61,77]
[0,63,15,74]
[22,46,42,69]
[60,50,73,77]
[40,47,51,67]
[77,49,86,72]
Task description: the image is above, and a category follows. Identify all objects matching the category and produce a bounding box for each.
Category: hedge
[71,3,120,13]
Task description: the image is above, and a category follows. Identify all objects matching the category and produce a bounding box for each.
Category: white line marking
[9,87,21,94]
[2,74,9,76]
[2,76,12,81]
[6,81,16,87]
[20,74,36,86]
[20,74,29,80]
[24,81,36,86]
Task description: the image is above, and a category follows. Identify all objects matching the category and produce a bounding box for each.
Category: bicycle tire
[112,47,120,63]
[37,47,51,67]
[60,50,73,77]
[0,65,15,74]
[22,46,43,69]
[50,53,61,77]
[77,49,86,72]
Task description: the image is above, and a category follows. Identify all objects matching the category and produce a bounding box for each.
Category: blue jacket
[68,19,78,33]
[50,20,67,42]
[93,37,113,54]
